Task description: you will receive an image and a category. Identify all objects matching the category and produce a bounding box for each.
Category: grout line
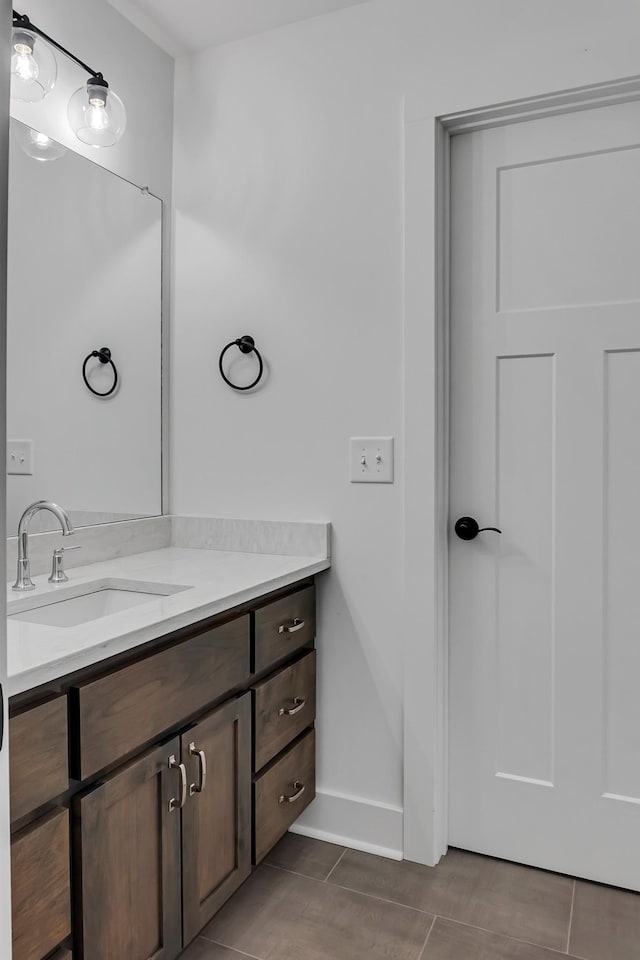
[432,916,587,958]
[198,935,263,960]
[566,880,576,954]
[263,862,431,916]
[418,914,438,959]
[318,875,433,914]
[324,848,348,882]
[262,862,328,883]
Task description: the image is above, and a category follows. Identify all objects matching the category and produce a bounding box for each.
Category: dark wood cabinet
[73,738,182,960]
[11,806,71,960]
[9,577,318,960]
[70,615,250,780]
[254,585,316,674]
[253,651,316,771]
[253,729,316,864]
[9,696,68,825]
[181,694,251,945]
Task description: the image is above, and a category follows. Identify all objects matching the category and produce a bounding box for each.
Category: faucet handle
[49,544,81,583]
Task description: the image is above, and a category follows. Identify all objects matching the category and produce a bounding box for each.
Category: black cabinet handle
[454,516,502,541]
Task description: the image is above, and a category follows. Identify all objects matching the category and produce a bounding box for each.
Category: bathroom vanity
[6,545,327,960]
[5,86,329,960]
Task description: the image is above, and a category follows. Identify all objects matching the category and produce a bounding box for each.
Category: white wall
[172,0,640,859]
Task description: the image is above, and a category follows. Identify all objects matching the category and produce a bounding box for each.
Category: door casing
[402,73,640,867]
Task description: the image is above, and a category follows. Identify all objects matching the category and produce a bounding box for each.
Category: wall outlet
[350,437,394,483]
[7,440,33,476]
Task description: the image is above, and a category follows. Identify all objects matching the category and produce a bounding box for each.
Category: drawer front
[253,729,315,864]
[254,585,315,675]
[71,616,250,779]
[10,696,68,823]
[11,807,71,960]
[253,651,316,771]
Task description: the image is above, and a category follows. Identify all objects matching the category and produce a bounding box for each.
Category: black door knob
[454,516,502,541]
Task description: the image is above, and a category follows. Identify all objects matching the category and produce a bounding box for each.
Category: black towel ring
[82,347,118,397]
[219,335,264,391]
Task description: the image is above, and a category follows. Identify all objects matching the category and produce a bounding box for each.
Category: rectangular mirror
[6,119,163,535]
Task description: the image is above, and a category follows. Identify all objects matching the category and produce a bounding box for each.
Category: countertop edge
[8,557,330,698]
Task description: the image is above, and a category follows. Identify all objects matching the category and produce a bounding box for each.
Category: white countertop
[6,547,330,697]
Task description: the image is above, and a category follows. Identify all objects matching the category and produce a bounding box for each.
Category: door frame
[402,74,640,866]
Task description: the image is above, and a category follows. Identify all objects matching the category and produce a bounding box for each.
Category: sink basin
[8,578,191,628]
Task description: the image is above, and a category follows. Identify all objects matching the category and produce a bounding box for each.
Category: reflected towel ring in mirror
[219,335,264,391]
[82,346,118,397]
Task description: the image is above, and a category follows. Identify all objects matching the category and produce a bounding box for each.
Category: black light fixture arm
[12,9,106,83]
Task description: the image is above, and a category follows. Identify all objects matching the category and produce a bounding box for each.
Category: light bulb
[12,120,67,162]
[10,28,56,102]
[87,102,109,132]
[68,79,126,148]
[13,45,39,82]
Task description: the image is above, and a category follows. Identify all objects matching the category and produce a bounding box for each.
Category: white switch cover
[350,437,394,483]
[7,440,33,476]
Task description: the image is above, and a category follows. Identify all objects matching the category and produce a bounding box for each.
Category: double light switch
[349,437,394,483]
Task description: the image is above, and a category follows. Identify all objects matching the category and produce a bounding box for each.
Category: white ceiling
[106,0,372,57]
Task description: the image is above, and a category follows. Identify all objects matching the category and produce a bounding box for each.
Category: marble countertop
[6,546,330,697]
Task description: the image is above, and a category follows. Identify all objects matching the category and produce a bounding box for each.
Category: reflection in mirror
[7,119,162,534]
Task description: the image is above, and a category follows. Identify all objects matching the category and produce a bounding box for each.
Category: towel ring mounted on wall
[219,335,264,391]
[82,347,118,397]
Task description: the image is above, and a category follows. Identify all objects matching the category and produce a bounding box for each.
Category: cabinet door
[11,806,71,960]
[182,694,251,945]
[74,737,182,960]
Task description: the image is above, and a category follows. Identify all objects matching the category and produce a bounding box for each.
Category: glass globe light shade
[12,122,67,162]
[68,79,126,148]
[10,28,57,102]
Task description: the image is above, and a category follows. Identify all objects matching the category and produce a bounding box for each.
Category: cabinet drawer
[10,696,68,823]
[253,651,316,771]
[254,585,315,675]
[253,729,315,864]
[11,807,71,960]
[71,616,250,779]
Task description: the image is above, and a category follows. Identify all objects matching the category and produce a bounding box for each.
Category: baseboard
[290,788,403,861]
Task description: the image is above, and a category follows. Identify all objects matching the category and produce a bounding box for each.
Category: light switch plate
[7,440,33,476]
[350,437,394,483]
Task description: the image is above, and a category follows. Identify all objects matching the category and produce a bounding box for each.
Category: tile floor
[182,835,640,960]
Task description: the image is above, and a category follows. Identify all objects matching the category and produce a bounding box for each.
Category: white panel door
[449,99,640,890]
[0,0,12,953]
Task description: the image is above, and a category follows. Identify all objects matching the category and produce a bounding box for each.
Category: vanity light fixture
[10,22,56,102]
[11,10,127,148]
[68,77,126,148]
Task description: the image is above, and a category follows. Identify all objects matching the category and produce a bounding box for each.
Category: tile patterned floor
[181,834,640,960]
